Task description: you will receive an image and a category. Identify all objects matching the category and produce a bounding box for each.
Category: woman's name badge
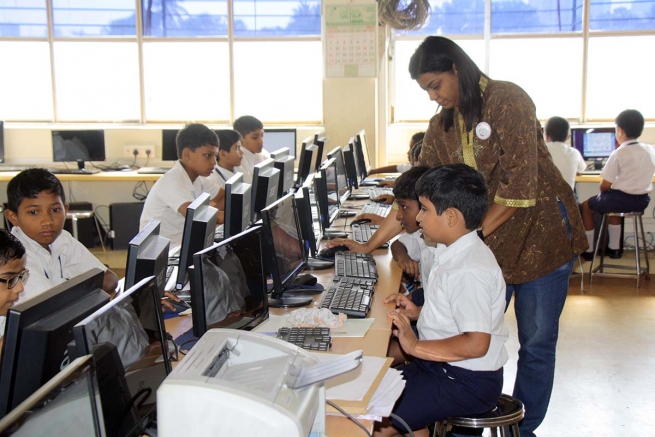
[476,122,491,140]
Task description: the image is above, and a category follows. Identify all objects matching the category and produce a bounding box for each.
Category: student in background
[544,116,586,191]
[369,132,425,177]
[208,129,244,190]
[580,109,655,261]
[5,169,118,302]
[234,115,269,184]
[140,123,224,245]
[0,229,28,344]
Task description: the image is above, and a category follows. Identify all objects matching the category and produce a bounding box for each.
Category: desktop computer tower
[64,202,96,249]
[109,202,144,250]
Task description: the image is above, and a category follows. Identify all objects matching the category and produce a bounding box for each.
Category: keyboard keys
[361,203,391,217]
[277,327,332,351]
[334,251,377,281]
[320,277,375,318]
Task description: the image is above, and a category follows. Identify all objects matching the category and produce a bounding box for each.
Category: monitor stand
[76,159,86,170]
[339,210,356,217]
[305,257,334,270]
[268,292,314,308]
[322,231,348,240]
[349,193,369,200]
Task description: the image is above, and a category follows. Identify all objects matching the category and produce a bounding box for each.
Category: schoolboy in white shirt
[233,115,270,184]
[208,129,243,190]
[544,116,586,191]
[0,230,28,343]
[140,124,224,245]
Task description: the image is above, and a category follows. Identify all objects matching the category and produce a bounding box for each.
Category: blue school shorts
[588,189,650,214]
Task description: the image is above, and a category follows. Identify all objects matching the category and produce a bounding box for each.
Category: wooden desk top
[0,170,163,182]
[576,174,655,183]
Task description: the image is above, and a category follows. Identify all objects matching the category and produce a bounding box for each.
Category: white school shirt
[600,140,655,194]
[417,231,509,371]
[546,141,586,190]
[396,163,412,173]
[10,227,107,303]
[236,148,270,184]
[207,166,235,191]
[397,231,445,285]
[140,160,220,245]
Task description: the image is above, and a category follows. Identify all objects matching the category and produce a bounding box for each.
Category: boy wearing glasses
[0,229,29,342]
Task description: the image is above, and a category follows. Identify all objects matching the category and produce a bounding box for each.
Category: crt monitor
[124,219,170,298]
[0,269,110,418]
[0,120,4,163]
[263,128,297,157]
[314,137,328,172]
[342,141,360,189]
[571,127,616,161]
[51,130,106,170]
[326,146,351,205]
[250,158,280,223]
[224,172,252,240]
[354,130,371,181]
[175,192,219,291]
[261,193,315,308]
[296,137,319,187]
[270,147,295,198]
[161,129,179,161]
[0,355,105,436]
[189,226,269,338]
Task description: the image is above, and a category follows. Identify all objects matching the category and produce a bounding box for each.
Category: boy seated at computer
[544,116,586,192]
[208,129,244,190]
[0,230,28,349]
[375,164,508,437]
[5,169,119,302]
[234,115,269,184]
[579,109,655,260]
[140,123,225,245]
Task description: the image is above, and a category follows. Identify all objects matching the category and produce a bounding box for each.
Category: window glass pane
[233,0,321,36]
[0,42,53,120]
[0,0,48,37]
[54,42,140,121]
[590,0,655,31]
[586,36,655,119]
[52,0,136,36]
[233,41,322,122]
[396,0,484,36]
[142,0,228,37]
[491,0,583,33]
[489,38,582,120]
[143,42,230,121]
[393,39,485,122]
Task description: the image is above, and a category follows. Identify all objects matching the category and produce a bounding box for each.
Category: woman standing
[409,37,587,437]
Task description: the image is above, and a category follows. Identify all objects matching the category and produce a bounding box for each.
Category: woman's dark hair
[7,168,66,212]
[409,37,485,132]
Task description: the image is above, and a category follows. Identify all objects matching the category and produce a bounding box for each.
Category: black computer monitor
[51,130,106,170]
[250,158,280,223]
[296,137,319,187]
[313,129,325,146]
[0,269,110,418]
[354,130,371,182]
[313,161,346,239]
[0,121,4,163]
[294,176,334,270]
[263,128,297,157]
[342,141,360,189]
[175,193,219,291]
[124,219,170,298]
[73,276,171,408]
[0,355,105,436]
[261,193,315,308]
[162,129,179,161]
[327,146,351,205]
[314,136,328,172]
[190,226,269,338]
[224,172,252,240]
[571,127,617,161]
[271,147,295,198]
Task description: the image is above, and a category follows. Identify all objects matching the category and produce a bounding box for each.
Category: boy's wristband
[477,229,485,240]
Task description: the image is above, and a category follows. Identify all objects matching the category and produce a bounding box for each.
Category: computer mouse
[318,245,350,259]
[372,197,387,203]
[352,218,372,225]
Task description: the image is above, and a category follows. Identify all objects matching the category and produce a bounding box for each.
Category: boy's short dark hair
[233,116,263,137]
[410,142,423,163]
[7,168,66,212]
[0,229,25,266]
[415,164,488,231]
[176,124,220,159]
[393,165,430,201]
[545,116,569,142]
[615,109,644,139]
[216,129,242,156]
[410,132,425,146]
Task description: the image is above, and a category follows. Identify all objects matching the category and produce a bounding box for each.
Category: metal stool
[66,210,105,252]
[589,212,650,287]
[433,394,524,437]
[570,255,585,289]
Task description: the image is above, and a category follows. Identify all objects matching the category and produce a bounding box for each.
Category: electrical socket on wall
[123,145,155,158]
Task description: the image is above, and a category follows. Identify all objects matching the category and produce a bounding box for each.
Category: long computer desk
[0,169,162,182]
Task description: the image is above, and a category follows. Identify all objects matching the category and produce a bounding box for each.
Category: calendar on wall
[325,4,377,78]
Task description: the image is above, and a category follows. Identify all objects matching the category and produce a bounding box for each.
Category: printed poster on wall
[325,4,377,78]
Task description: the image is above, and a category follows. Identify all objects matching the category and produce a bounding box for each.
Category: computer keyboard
[276,327,332,351]
[137,167,170,174]
[368,187,393,200]
[0,165,32,172]
[352,223,379,243]
[361,203,391,217]
[334,251,377,281]
[214,224,224,241]
[320,276,375,318]
[48,168,101,174]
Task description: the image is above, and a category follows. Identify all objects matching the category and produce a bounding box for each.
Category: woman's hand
[324,238,369,253]
[377,179,395,188]
[384,293,421,320]
[374,194,395,205]
[388,310,419,356]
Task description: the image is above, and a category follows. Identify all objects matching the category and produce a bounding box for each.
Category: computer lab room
[0,1,654,436]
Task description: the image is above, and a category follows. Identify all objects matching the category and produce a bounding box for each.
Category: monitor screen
[124,219,170,298]
[270,148,295,197]
[342,142,360,189]
[0,356,105,436]
[0,121,4,163]
[314,137,328,172]
[162,129,179,161]
[326,146,350,205]
[354,130,370,181]
[251,158,280,223]
[296,138,319,187]
[571,127,616,160]
[190,226,269,338]
[51,130,106,163]
[224,173,252,240]
[175,193,219,291]
[263,128,296,158]
[0,269,110,418]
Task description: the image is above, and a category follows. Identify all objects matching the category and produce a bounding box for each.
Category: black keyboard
[276,327,332,351]
[0,165,32,172]
[48,168,101,174]
[361,203,391,217]
[335,251,377,281]
[320,276,375,318]
[352,223,379,243]
[137,167,170,174]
